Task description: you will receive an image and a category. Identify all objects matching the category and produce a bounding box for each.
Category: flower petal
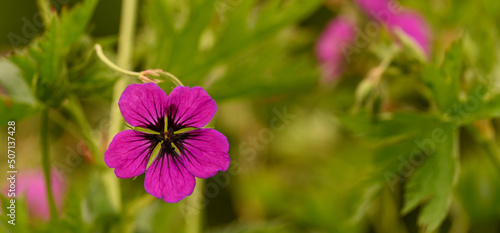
[315,17,356,83]
[144,155,195,203]
[105,130,153,178]
[178,129,230,179]
[387,11,432,56]
[355,0,396,19]
[119,83,167,130]
[166,86,216,129]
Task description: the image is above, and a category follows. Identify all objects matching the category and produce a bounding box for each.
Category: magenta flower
[105,83,230,203]
[315,17,356,83]
[386,11,432,55]
[354,0,431,56]
[355,0,396,17]
[3,169,65,221]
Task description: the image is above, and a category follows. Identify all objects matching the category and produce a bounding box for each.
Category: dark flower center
[137,105,196,161]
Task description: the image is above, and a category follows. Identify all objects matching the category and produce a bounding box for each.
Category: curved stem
[162,71,184,87]
[41,108,58,221]
[94,44,140,77]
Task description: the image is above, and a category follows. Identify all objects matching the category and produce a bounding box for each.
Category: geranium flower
[105,83,230,203]
[315,17,356,83]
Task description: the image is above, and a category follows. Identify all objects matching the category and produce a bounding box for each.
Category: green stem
[107,0,138,141]
[161,71,184,87]
[95,44,185,87]
[104,0,139,217]
[94,44,140,77]
[186,178,204,233]
[41,108,58,221]
[353,48,397,113]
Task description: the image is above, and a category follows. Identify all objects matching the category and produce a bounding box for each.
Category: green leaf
[0,58,36,105]
[402,128,458,232]
[339,112,443,142]
[0,58,39,122]
[143,0,322,87]
[9,0,99,107]
[474,94,500,120]
[423,41,463,114]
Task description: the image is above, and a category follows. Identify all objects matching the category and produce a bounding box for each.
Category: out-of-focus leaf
[10,0,99,107]
[207,30,318,100]
[423,41,462,114]
[402,128,458,232]
[0,58,39,121]
[143,0,322,88]
[339,112,442,142]
[342,112,456,232]
[456,153,500,225]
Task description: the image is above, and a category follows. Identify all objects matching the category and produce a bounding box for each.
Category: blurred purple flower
[354,0,431,56]
[315,17,356,83]
[355,0,395,17]
[387,11,432,55]
[105,83,230,203]
[3,169,65,221]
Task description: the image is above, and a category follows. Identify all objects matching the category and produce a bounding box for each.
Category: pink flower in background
[355,0,431,56]
[105,83,230,203]
[387,11,432,55]
[355,0,396,17]
[315,17,356,83]
[3,169,65,221]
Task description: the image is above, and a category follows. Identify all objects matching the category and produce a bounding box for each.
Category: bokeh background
[1,0,500,232]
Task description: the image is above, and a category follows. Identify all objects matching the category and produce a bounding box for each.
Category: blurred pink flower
[354,0,431,56]
[315,17,356,83]
[387,11,432,55]
[3,169,65,221]
[355,0,396,17]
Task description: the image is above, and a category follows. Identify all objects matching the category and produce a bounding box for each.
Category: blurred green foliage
[1,0,500,233]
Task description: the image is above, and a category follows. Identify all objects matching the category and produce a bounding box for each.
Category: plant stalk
[186,178,204,233]
[41,108,59,221]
